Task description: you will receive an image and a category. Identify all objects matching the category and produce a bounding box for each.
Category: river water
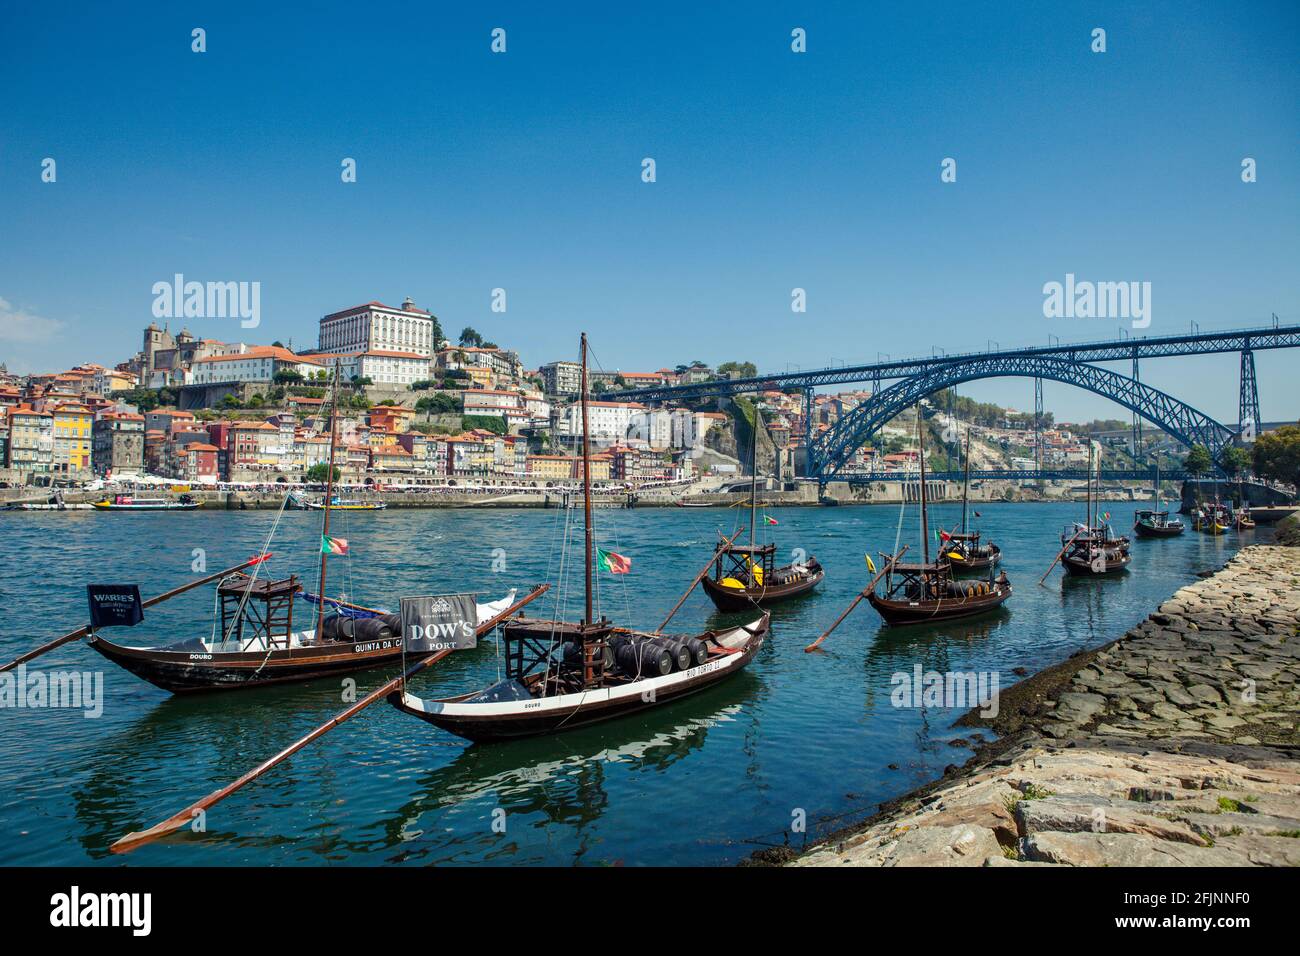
[0,500,1258,865]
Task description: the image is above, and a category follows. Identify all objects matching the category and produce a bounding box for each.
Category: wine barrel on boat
[561,641,615,671]
[321,614,394,643]
[608,634,673,677]
[646,635,692,671]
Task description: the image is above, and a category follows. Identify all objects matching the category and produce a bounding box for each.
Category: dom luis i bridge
[605,322,1300,485]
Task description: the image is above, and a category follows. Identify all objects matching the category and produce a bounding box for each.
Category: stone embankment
[790,537,1300,867]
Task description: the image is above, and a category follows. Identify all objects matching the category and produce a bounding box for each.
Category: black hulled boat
[388,334,770,743]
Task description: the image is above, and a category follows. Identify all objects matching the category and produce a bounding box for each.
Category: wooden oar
[1038,532,1080,585]
[804,545,907,653]
[109,582,549,855]
[656,529,742,632]
[0,555,272,674]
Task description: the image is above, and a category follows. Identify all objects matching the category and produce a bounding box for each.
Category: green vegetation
[1221,445,1253,476]
[1216,796,1242,813]
[461,414,507,435]
[1253,423,1300,486]
[110,387,178,412]
[305,463,341,483]
[459,327,484,347]
[415,392,460,414]
[717,360,758,378]
[1184,444,1214,476]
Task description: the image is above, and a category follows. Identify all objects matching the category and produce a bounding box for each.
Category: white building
[311,350,431,387]
[670,409,728,449]
[190,347,324,385]
[317,298,437,358]
[629,408,673,450]
[558,401,643,443]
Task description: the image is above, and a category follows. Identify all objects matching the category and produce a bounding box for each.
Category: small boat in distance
[700,397,823,611]
[303,496,387,511]
[1133,466,1184,537]
[943,426,1002,574]
[1134,509,1185,537]
[866,407,1011,625]
[92,494,200,511]
[1060,447,1131,575]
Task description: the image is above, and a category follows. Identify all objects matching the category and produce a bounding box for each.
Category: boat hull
[87,634,408,693]
[390,616,769,743]
[867,583,1011,626]
[1133,522,1184,538]
[945,544,1001,575]
[700,566,823,611]
[1061,553,1131,575]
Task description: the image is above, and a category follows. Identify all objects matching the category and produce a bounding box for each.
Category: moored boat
[388,333,770,743]
[700,397,823,610]
[864,407,1011,626]
[1133,510,1184,537]
[92,494,199,511]
[941,426,1003,574]
[303,496,386,511]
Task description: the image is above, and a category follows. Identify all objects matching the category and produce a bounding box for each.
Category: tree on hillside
[459,327,484,347]
[1253,424,1300,487]
[1183,444,1213,476]
[718,361,758,379]
[1221,445,1253,477]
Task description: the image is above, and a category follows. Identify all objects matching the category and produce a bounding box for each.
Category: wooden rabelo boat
[941,426,1002,574]
[699,399,823,611]
[15,362,513,695]
[1060,447,1130,575]
[1133,466,1184,537]
[866,409,1010,625]
[388,334,770,743]
[1193,502,1231,535]
[1233,508,1256,530]
[1133,510,1184,537]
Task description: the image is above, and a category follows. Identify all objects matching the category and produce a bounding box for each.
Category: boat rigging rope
[221,492,290,652]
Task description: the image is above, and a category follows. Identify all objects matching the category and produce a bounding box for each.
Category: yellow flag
[865,554,876,573]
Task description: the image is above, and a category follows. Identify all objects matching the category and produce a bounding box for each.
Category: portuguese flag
[321,534,349,556]
[596,548,631,574]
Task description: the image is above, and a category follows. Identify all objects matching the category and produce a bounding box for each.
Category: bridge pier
[1239,347,1261,443]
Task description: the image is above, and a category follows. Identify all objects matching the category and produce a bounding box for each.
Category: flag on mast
[596,548,631,574]
[321,535,349,555]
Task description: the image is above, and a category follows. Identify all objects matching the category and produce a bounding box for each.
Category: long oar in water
[656,529,743,632]
[0,554,272,674]
[109,582,549,855]
[1038,531,1081,585]
[804,546,908,653]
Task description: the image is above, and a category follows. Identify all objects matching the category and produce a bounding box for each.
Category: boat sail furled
[388,334,770,743]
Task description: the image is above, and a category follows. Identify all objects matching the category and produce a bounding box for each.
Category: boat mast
[961,425,971,534]
[749,397,759,547]
[580,333,594,625]
[918,405,930,565]
[315,359,341,640]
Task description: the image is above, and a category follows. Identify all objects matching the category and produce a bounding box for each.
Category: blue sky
[1,1,1296,424]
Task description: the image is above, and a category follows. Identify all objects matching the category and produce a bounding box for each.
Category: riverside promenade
[790,526,1300,867]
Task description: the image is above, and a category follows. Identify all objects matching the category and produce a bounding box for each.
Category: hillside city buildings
[0,295,1114,488]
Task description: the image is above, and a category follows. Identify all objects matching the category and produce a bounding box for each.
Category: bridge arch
[809,355,1235,480]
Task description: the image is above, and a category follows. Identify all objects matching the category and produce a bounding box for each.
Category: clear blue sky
[1,1,1296,425]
